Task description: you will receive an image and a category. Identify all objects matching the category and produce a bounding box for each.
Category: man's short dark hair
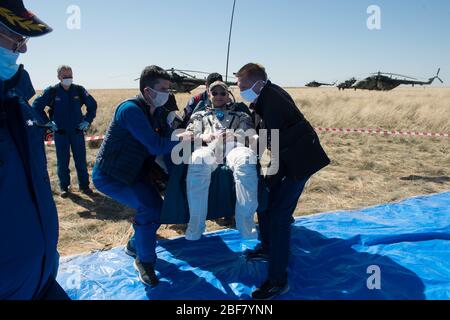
[206,73,223,86]
[140,65,171,94]
[235,63,268,81]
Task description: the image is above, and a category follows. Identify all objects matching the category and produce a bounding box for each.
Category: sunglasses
[0,31,28,53]
[211,91,228,97]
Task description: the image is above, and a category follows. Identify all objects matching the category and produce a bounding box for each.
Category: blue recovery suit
[0,66,66,300]
[32,84,97,190]
[92,96,178,265]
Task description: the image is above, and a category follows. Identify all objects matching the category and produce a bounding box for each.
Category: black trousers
[257,176,309,284]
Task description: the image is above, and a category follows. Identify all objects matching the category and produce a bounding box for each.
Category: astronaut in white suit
[184,81,258,241]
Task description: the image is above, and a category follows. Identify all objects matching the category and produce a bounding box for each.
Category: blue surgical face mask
[149,87,170,108]
[0,46,20,81]
[61,78,73,87]
[240,80,266,103]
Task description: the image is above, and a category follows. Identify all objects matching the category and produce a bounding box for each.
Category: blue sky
[19,0,450,89]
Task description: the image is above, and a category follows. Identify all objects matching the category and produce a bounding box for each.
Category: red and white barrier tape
[315,128,450,138]
[44,128,449,145]
[44,135,105,145]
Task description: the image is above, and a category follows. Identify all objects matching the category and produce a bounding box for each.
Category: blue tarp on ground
[57,191,450,300]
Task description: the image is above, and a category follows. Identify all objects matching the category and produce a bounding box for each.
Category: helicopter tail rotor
[430,68,443,84]
[436,68,443,83]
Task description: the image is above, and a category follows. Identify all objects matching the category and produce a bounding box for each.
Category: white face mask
[61,78,73,87]
[240,80,265,103]
[0,46,20,81]
[149,87,170,108]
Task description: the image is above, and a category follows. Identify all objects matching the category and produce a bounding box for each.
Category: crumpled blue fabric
[57,191,450,300]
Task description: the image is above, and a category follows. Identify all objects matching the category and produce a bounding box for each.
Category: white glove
[78,120,90,132]
[46,121,58,132]
[166,111,183,129]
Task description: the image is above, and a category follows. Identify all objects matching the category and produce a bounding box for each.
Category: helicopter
[352,68,443,91]
[337,78,357,91]
[136,69,237,94]
[135,1,240,95]
[305,81,336,88]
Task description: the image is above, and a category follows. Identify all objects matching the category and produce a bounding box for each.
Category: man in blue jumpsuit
[93,65,180,287]
[32,65,97,197]
[0,0,69,300]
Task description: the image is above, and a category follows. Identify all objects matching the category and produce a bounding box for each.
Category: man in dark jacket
[0,0,69,300]
[236,63,330,300]
[92,65,180,288]
[32,65,98,197]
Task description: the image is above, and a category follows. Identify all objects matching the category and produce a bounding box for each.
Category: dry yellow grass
[36,87,450,256]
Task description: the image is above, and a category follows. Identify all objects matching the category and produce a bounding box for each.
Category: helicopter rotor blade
[371,72,417,80]
[387,73,417,80]
[167,69,212,76]
[185,69,237,79]
[179,70,210,75]
[178,71,199,78]
[166,69,237,80]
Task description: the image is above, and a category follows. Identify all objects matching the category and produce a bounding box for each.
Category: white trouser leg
[226,147,259,240]
[186,147,218,241]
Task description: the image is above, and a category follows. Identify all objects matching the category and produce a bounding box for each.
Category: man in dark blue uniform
[32,65,98,198]
[93,65,181,287]
[236,63,330,300]
[0,0,69,300]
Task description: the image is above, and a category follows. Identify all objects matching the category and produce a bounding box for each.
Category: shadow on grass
[67,192,134,221]
[400,175,450,184]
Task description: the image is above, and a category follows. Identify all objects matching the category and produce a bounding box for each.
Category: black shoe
[124,239,137,259]
[81,187,94,196]
[252,280,290,300]
[244,247,270,262]
[216,216,235,227]
[60,190,70,199]
[133,259,159,288]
